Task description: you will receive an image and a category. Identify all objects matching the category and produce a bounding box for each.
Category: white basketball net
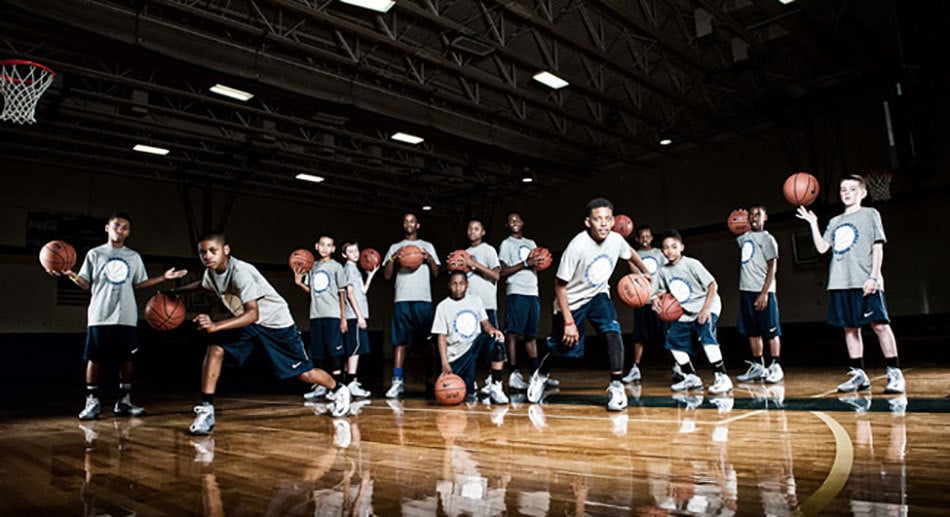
[0,60,55,125]
[866,171,892,202]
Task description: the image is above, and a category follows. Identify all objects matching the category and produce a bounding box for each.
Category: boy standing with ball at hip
[340,239,379,398]
[383,213,440,398]
[53,212,187,420]
[796,174,905,394]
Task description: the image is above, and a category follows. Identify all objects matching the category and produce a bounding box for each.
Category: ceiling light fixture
[421,205,433,211]
[209,84,254,101]
[339,0,395,13]
[532,71,569,89]
[295,173,325,183]
[522,177,534,183]
[132,144,170,155]
[391,132,424,144]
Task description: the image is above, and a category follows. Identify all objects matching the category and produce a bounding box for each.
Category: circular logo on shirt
[669,277,692,303]
[833,223,859,255]
[311,270,331,293]
[518,245,532,262]
[104,257,130,285]
[740,240,755,264]
[584,254,615,288]
[642,256,659,274]
[453,309,480,339]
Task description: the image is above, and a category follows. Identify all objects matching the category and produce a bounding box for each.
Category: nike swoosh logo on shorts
[863,311,874,318]
[769,327,777,333]
[291,361,302,368]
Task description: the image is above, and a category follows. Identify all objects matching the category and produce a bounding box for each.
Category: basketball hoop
[0,59,55,124]
[865,170,893,202]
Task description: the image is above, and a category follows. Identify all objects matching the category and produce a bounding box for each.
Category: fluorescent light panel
[532,71,569,89]
[209,84,254,101]
[391,132,424,144]
[339,0,395,13]
[778,0,796,4]
[659,138,672,146]
[132,144,170,155]
[421,205,432,211]
[295,173,325,183]
[522,177,533,183]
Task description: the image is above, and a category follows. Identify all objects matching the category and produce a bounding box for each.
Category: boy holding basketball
[340,240,380,398]
[735,204,784,384]
[796,174,905,393]
[652,230,734,395]
[382,213,440,398]
[293,235,348,400]
[434,270,508,403]
[57,212,188,420]
[622,225,666,383]
[526,198,652,411]
[178,234,350,435]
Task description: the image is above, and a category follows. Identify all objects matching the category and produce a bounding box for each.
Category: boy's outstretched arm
[795,206,831,254]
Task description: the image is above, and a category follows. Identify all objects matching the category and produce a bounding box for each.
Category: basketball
[613,214,634,237]
[359,248,381,271]
[656,293,684,323]
[145,293,186,331]
[398,244,425,270]
[617,273,652,308]
[783,172,820,206]
[288,248,315,272]
[527,246,553,271]
[727,209,750,235]
[39,240,77,273]
[434,373,467,405]
[446,249,472,273]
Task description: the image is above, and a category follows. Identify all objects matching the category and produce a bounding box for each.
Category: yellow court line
[797,411,853,516]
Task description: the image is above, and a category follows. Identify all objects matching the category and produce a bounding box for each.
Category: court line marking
[809,367,911,398]
[797,411,853,516]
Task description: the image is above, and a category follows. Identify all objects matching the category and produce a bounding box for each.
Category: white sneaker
[545,377,560,387]
[888,395,907,416]
[332,419,352,448]
[606,380,628,411]
[114,395,146,417]
[836,368,871,392]
[78,395,101,421]
[189,404,215,435]
[528,404,547,431]
[610,413,629,437]
[708,372,734,395]
[526,371,549,403]
[327,385,352,418]
[303,384,328,400]
[671,363,685,384]
[192,437,215,464]
[489,380,509,404]
[508,370,528,390]
[709,396,734,414]
[479,375,492,395]
[884,367,905,394]
[671,373,703,392]
[765,363,785,384]
[347,379,371,398]
[736,361,767,382]
[385,378,405,399]
[622,364,641,383]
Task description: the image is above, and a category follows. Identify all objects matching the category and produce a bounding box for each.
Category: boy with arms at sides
[526,198,652,411]
[54,212,188,420]
[498,212,557,390]
[434,270,509,404]
[340,239,380,398]
[293,235,347,401]
[462,219,503,393]
[735,204,785,384]
[796,174,905,394]
[179,234,350,435]
[652,230,733,396]
[622,225,667,383]
[382,213,440,398]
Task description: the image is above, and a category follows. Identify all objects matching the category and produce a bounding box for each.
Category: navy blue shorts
[737,291,782,338]
[827,289,891,327]
[390,301,433,347]
[344,319,370,356]
[632,304,663,344]
[665,314,719,355]
[449,333,499,397]
[84,325,138,362]
[504,294,540,337]
[214,324,313,380]
[546,293,621,359]
[485,309,498,330]
[309,318,345,361]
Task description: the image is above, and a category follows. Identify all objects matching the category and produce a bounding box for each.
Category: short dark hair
[109,212,132,224]
[317,234,335,244]
[447,269,468,281]
[585,197,614,215]
[749,203,767,213]
[199,233,226,245]
[661,229,683,244]
[505,211,522,221]
[636,225,653,235]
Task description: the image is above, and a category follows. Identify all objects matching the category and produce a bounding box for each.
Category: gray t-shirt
[306,260,346,319]
[78,244,148,327]
[823,207,887,290]
[384,239,440,302]
[465,242,500,311]
[555,231,632,312]
[498,236,538,296]
[738,230,778,293]
[343,261,369,320]
[656,256,722,322]
[638,247,667,294]
[431,294,488,362]
[201,256,295,329]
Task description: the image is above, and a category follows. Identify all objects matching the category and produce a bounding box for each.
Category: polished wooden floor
[1,367,948,515]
